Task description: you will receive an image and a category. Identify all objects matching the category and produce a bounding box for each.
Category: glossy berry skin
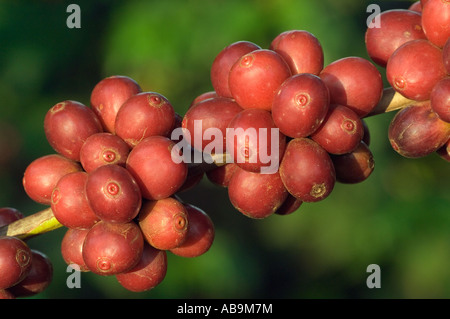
[115,92,175,148]
[51,171,100,229]
[181,97,243,152]
[365,9,426,67]
[274,194,303,216]
[388,102,450,158]
[126,136,188,200]
[280,138,335,203]
[23,154,82,205]
[85,164,142,224]
[0,236,32,290]
[228,49,291,111]
[443,38,450,74]
[0,208,23,228]
[90,75,142,133]
[138,198,189,250]
[386,39,446,101]
[272,73,330,138]
[227,108,286,174]
[310,104,364,155]
[82,221,144,276]
[79,132,131,173]
[320,57,383,117]
[61,228,90,272]
[228,167,288,219]
[206,163,239,187]
[44,100,103,161]
[170,203,215,258]
[211,41,261,98]
[8,250,53,297]
[421,0,450,48]
[330,142,375,184]
[430,77,450,123]
[116,243,167,292]
[270,29,324,75]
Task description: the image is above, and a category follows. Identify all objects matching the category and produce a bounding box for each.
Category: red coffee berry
[228,49,291,111]
[365,9,426,67]
[211,40,261,98]
[430,77,450,123]
[116,243,167,292]
[421,0,450,48]
[126,136,188,200]
[228,167,288,219]
[0,236,32,290]
[272,73,330,138]
[61,227,90,272]
[270,30,324,75]
[0,208,24,228]
[51,171,100,229]
[85,164,142,224]
[80,132,131,173]
[388,102,450,158]
[23,154,82,205]
[115,92,176,148]
[44,100,103,161]
[82,221,144,276]
[170,203,215,258]
[280,138,336,203]
[310,104,364,155]
[90,75,142,133]
[386,39,446,101]
[138,198,189,250]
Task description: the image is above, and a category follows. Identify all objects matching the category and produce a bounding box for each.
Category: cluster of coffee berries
[16,75,215,295]
[182,28,381,219]
[0,208,53,299]
[366,0,450,159]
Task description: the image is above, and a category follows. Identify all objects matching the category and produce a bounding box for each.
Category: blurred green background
[0,0,448,299]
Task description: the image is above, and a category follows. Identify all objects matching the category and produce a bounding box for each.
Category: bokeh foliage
[0,0,448,299]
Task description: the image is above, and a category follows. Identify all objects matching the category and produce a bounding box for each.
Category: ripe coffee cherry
[23,154,82,205]
[228,167,288,219]
[310,104,364,155]
[170,203,215,258]
[274,194,303,216]
[365,9,426,67]
[206,163,239,187]
[330,142,375,184]
[386,39,446,101]
[115,92,175,148]
[181,97,243,152]
[61,228,90,272]
[227,108,286,174]
[0,207,23,228]
[138,198,189,250]
[320,56,383,117]
[0,236,32,290]
[80,132,131,173]
[8,250,53,297]
[270,30,324,75]
[280,138,335,203]
[272,73,330,138]
[51,171,99,229]
[44,100,103,161]
[409,1,422,12]
[228,49,291,110]
[126,136,188,200]
[90,75,142,133]
[211,41,261,98]
[421,0,450,48]
[85,164,142,224]
[430,77,450,123]
[82,221,144,276]
[389,102,450,158]
[116,243,167,292]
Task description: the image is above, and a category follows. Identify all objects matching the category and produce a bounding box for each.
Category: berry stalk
[0,86,416,241]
